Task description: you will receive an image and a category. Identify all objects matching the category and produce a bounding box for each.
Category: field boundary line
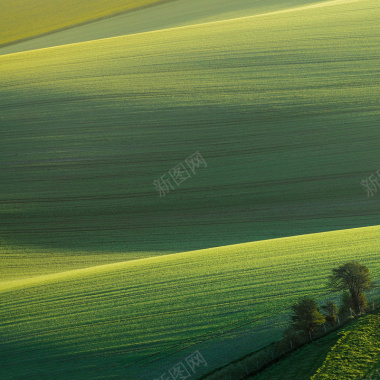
[0,0,364,58]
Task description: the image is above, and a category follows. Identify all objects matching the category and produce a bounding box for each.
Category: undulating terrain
[0,0,379,378]
[1,227,379,379]
[0,0,168,47]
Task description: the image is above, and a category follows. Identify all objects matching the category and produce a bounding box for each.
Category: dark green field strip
[0,1,380,252]
[248,332,345,380]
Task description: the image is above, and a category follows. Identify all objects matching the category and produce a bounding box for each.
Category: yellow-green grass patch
[0,0,171,46]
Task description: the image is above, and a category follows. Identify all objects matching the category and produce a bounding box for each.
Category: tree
[290,296,325,335]
[338,291,354,318]
[321,301,338,325]
[327,261,376,314]
[339,291,368,317]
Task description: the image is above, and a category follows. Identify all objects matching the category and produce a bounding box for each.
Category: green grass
[0,1,379,378]
[249,333,342,380]
[0,0,169,46]
[0,0,379,257]
[0,245,171,282]
[249,311,380,380]
[0,0,328,55]
[312,313,380,379]
[0,226,379,379]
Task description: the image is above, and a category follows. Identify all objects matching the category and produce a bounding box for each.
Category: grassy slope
[0,0,379,262]
[0,0,327,55]
[249,311,380,380]
[0,226,379,379]
[312,313,380,379]
[0,0,169,47]
[0,1,378,379]
[0,245,167,282]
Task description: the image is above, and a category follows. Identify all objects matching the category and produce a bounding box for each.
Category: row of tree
[286,261,377,338]
[202,262,378,380]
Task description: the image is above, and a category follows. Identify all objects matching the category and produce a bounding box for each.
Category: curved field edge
[0,246,177,282]
[0,0,348,56]
[0,225,379,379]
[0,0,176,47]
[0,225,379,293]
[1,0,380,254]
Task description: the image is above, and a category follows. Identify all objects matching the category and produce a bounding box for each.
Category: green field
[0,245,154,282]
[1,0,379,378]
[312,312,380,380]
[1,0,379,260]
[0,0,169,47]
[0,226,379,379]
[0,0,328,55]
[249,310,380,380]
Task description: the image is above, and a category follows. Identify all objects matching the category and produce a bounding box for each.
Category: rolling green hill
[0,0,379,258]
[249,310,380,380]
[1,226,379,379]
[0,0,170,47]
[0,0,328,55]
[0,245,159,282]
[1,0,379,379]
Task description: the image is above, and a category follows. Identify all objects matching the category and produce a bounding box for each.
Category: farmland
[249,310,380,380]
[0,226,379,379]
[0,0,379,378]
[1,0,379,259]
[0,0,169,47]
[312,312,380,379]
[0,0,330,55]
